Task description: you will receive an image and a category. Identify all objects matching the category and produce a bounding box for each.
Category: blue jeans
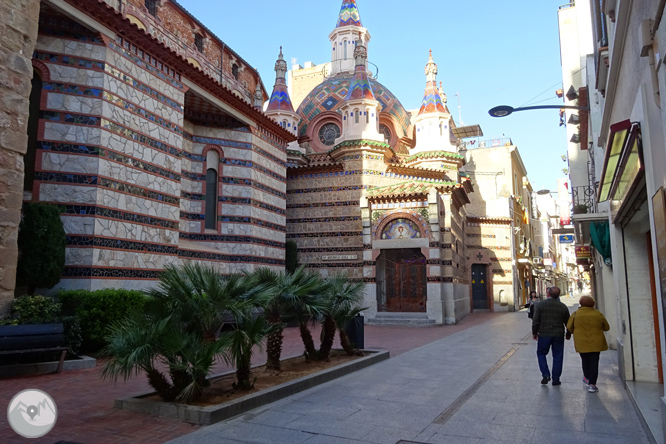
[537,336,565,381]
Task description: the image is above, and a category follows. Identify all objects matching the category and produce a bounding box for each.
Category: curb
[0,355,97,378]
[114,349,389,425]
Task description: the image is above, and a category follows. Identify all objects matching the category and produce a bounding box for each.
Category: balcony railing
[572,185,597,214]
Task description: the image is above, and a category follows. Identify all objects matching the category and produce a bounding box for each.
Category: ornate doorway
[377,248,426,312]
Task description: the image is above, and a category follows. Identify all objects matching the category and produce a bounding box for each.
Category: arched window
[354,109,359,124]
[232,63,239,80]
[205,150,220,230]
[24,71,42,194]
[365,110,369,124]
[343,40,348,59]
[194,33,204,52]
[439,123,443,136]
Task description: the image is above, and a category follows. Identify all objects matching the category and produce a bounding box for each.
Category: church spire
[336,0,362,28]
[346,40,374,101]
[266,46,294,112]
[418,50,446,115]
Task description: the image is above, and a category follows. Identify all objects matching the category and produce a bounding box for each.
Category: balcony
[572,185,597,214]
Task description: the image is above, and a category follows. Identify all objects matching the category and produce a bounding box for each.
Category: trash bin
[344,314,364,350]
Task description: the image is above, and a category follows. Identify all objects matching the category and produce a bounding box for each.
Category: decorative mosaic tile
[102,91,183,134]
[288,184,370,195]
[110,39,182,87]
[178,249,285,266]
[336,0,362,27]
[287,201,358,209]
[287,216,360,224]
[179,232,284,248]
[61,205,179,230]
[299,247,361,253]
[346,65,375,101]
[43,82,102,97]
[296,75,411,137]
[286,231,362,238]
[306,263,362,269]
[67,235,178,254]
[220,177,286,199]
[40,111,100,126]
[33,51,105,70]
[63,267,161,278]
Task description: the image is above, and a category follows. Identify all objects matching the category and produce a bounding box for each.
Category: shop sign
[322,254,358,261]
[559,234,574,244]
[575,245,591,259]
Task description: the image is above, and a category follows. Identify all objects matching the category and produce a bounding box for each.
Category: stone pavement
[0,312,499,443]
[168,299,650,444]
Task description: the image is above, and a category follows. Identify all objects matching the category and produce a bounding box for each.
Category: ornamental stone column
[0,0,40,313]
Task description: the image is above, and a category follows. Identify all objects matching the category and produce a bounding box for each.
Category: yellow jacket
[566,307,610,353]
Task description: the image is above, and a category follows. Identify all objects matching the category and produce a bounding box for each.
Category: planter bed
[115,349,389,425]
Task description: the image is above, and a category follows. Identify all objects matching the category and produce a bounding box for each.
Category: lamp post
[488,104,589,117]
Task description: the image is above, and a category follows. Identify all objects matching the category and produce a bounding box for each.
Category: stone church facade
[2,0,475,324]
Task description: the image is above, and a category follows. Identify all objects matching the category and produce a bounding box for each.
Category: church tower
[334,40,382,144]
[412,51,457,154]
[264,47,301,151]
[328,0,370,77]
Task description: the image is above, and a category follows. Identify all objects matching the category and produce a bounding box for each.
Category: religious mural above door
[381,218,422,239]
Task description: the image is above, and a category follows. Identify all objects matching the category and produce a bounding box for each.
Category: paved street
[168,299,649,444]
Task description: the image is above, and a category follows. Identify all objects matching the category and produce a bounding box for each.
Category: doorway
[376,248,426,312]
[471,264,489,310]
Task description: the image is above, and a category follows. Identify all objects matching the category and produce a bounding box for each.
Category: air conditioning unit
[533,257,543,265]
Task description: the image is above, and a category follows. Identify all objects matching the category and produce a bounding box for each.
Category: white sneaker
[588,384,599,393]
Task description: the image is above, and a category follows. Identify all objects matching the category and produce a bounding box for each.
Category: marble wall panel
[196,241,284,260]
[61,215,96,236]
[46,93,103,115]
[46,64,105,87]
[40,184,98,205]
[218,223,284,242]
[41,152,99,174]
[65,247,94,267]
[180,198,203,214]
[180,220,202,232]
[102,101,182,148]
[95,218,178,245]
[221,185,284,209]
[96,188,179,221]
[44,122,101,145]
[101,131,181,172]
[221,203,286,226]
[182,158,203,174]
[93,249,177,269]
[97,158,180,197]
[36,36,107,61]
[192,126,252,143]
[181,177,203,194]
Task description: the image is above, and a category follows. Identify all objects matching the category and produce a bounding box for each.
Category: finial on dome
[425,50,438,82]
[274,46,288,80]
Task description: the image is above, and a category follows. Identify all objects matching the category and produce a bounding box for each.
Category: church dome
[296,74,411,143]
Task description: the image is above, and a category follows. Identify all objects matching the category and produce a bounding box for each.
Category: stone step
[366,312,437,326]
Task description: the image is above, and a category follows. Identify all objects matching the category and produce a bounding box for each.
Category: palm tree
[320,275,366,359]
[101,263,272,403]
[253,266,326,370]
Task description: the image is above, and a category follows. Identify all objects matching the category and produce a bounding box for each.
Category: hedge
[58,289,147,352]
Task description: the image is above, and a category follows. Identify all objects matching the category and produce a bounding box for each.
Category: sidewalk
[0,312,499,443]
[168,301,650,444]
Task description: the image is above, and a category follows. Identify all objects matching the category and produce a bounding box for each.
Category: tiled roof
[404,150,464,163]
[418,81,447,115]
[366,180,456,198]
[346,65,375,100]
[337,0,362,27]
[267,79,294,112]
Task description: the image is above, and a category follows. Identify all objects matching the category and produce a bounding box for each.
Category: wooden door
[380,249,426,312]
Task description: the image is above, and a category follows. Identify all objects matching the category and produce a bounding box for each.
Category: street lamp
[488,104,589,118]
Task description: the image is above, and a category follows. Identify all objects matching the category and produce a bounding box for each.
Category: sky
[179,0,570,193]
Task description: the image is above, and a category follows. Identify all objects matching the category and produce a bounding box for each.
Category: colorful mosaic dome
[337,0,362,27]
[297,74,411,137]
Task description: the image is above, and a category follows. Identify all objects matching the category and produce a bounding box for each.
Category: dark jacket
[532,297,570,337]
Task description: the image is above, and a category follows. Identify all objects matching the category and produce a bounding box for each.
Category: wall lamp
[488,104,589,118]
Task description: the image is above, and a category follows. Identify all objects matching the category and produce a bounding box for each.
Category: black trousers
[580,352,600,385]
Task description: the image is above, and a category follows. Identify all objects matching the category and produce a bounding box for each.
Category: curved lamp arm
[489,104,590,117]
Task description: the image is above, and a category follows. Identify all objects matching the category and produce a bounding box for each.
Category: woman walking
[566,296,610,393]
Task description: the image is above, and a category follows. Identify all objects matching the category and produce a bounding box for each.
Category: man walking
[532,286,571,385]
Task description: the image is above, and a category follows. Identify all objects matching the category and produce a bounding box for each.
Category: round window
[379,124,392,143]
[318,122,341,146]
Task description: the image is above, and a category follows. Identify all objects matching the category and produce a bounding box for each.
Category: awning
[597,120,644,223]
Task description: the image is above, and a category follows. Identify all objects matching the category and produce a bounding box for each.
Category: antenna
[456,92,463,125]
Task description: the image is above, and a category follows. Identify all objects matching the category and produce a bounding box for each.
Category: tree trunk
[235,356,253,390]
[318,315,336,361]
[299,321,318,361]
[265,313,283,371]
[147,368,176,401]
[338,328,363,356]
